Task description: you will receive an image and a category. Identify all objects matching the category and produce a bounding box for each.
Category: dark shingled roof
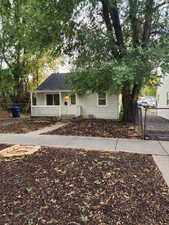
[37,73,71,91]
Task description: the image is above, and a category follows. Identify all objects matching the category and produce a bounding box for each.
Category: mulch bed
[0,144,12,151]
[0,147,168,225]
[45,119,140,138]
[0,119,55,134]
[0,112,11,120]
[0,112,29,120]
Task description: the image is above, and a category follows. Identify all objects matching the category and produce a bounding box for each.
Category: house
[30,73,121,119]
[156,74,169,120]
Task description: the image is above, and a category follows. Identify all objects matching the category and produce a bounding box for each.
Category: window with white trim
[98,93,107,106]
[46,94,60,105]
[71,95,76,105]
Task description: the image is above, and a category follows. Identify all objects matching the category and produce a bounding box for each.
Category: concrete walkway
[0,128,169,186]
[26,122,66,135]
[0,134,168,155]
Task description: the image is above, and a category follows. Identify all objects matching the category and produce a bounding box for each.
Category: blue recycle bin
[11,106,21,117]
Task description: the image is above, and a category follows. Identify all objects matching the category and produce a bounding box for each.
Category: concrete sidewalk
[0,133,168,155]
[1,121,167,156]
[0,132,168,186]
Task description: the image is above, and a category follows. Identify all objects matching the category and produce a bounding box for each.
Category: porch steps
[61,114,75,121]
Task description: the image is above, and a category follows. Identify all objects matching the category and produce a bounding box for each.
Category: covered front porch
[30,90,81,118]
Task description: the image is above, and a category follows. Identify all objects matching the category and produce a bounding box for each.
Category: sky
[56,56,73,73]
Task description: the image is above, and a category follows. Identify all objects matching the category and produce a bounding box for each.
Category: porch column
[59,92,62,118]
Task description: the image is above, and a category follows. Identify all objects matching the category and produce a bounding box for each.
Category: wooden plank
[0,145,41,158]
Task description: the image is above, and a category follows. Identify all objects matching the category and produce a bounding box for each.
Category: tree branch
[100,0,120,58]
[128,0,140,46]
[142,0,154,43]
[100,0,113,32]
[154,2,167,11]
[109,1,124,46]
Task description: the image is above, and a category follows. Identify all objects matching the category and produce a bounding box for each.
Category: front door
[61,93,70,115]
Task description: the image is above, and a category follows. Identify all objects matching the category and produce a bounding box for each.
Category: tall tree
[0,0,29,102]
[27,50,62,90]
[1,0,168,120]
[27,0,169,122]
[68,0,169,122]
[0,0,61,105]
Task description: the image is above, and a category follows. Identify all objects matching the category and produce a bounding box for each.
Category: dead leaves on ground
[45,119,140,138]
[0,147,168,225]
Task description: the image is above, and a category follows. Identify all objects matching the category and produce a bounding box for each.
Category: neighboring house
[31,73,121,119]
[156,74,169,120]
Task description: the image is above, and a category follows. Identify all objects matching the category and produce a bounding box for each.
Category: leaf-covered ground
[45,119,140,138]
[0,147,169,225]
[0,119,56,134]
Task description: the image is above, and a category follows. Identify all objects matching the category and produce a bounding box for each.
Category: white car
[137,96,156,108]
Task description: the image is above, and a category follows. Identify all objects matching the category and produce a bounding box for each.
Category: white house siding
[31,92,120,119]
[78,93,119,119]
[157,75,169,120]
[36,94,45,105]
[31,106,60,117]
[62,105,77,115]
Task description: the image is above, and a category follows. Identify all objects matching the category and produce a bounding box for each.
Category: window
[32,94,36,106]
[53,94,60,105]
[98,93,107,106]
[32,96,36,106]
[167,92,169,105]
[71,95,76,105]
[46,94,60,105]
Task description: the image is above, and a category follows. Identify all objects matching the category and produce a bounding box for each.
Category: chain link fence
[136,107,169,140]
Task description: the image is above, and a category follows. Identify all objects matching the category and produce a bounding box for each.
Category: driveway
[145,109,169,140]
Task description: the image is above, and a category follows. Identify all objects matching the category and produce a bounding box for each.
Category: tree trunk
[122,83,139,123]
[122,95,138,123]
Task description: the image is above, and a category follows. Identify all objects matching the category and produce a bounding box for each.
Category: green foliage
[26,50,61,91]
[60,1,168,102]
[27,218,34,225]
[25,187,32,193]
[67,47,156,95]
[0,0,168,121]
[0,68,13,95]
[94,180,101,184]
[0,0,61,103]
[141,85,157,97]
[80,215,89,222]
